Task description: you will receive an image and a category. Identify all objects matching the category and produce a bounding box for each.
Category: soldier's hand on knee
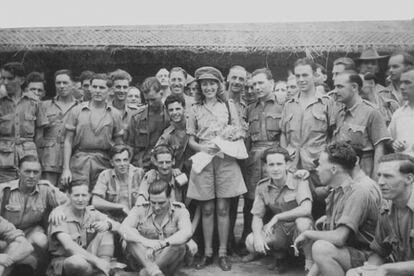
[263,217,278,237]
[293,232,307,250]
[186,239,198,256]
[253,235,269,254]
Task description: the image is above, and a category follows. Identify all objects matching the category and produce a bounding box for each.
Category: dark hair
[252,68,273,80]
[390,51,414,67]
[68,179,89,194]
[141,77,161,95]
[294,58,317,72]
[152,144,174,160]
[3,62,25,78]
[379,153,414,175]
[91,73,113,88]
[79,70,95,83]
[261,146,291,163]
[148,179,172,197]
[25,71,45,88]
[339,71,363,88]
[170,67,188,79]
[325,142,357,171]
[333,57,356,71]
[109,144,131,159]
[54,69,73,81]
[19,155,40,169]
[164,93,185,109]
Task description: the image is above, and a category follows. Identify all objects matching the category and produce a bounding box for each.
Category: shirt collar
[267,173,295,190]
[291,92,324,105]
[145,201,174,220]
[255,93,276,107]
[344,96,363,117]
[80,101,113,111]
[10,180,40,194]
[65,205,93,223]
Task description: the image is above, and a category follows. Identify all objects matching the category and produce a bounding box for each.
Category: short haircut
[333,57,356,71]
[148,179,172,197]
[294,58,317,72]
[25,71,45,87]
[379,153,414,175]
[152,144,174,160]
[251,68,273,80]
[390,51,414,67]
[141,77,161,95]
[164,93,185,109]
[261,146,291,163]
[325,142,357,171]
[19,155,40,169]
[170,67,188,79]
[91,73,113,88]
[68,179,89,194]
[54,69,73,81]
[363,72,377,84]
[339,71,363,88]
[110,69,132,83]
[79,70,95,83]
[109,144,131,159]
[2,62,25,78]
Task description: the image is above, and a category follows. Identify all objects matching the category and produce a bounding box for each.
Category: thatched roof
[1,20,413,54]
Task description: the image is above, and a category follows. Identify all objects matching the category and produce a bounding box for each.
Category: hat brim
[197,75,221,82]
[357,55,388,60]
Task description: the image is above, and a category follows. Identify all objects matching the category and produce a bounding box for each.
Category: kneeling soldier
[121,179,192,276]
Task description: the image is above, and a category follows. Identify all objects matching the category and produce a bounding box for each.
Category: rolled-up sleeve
[0,217,24,244]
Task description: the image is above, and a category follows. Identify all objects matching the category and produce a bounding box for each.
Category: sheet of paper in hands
[211,137,248,160]
[190,152,215,174]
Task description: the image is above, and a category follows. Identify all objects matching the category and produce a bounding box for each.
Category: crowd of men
[0,47,414,276]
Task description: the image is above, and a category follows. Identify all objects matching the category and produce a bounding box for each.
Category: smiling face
[156,69,170,87]
[155,153,174,177]
[169,71,186,96]
[166,101,185,123]
[294,64,315,93]
[113,79,130,101]
[200,79,219,100]
[377,161,412,201]
[227,68,246,94]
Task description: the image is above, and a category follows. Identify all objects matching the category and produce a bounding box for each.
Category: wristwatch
[107,221,113,231]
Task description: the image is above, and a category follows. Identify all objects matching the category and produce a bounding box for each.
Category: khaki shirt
[122,201,190,240]
[281,94,336,170]
[92,164,145,209]
[246,94,284,146]
[251,173,312,218]
[187,99,240,144]
[0,93,48,168]
[48,204,109,257]
[155,122,192,172]
[39,97,78,172]
[0,179,68,230]
[388,103,414,156]
[325,176,381,250]
[126,105,170,169]
[65,102,123,151]
[0,216,24,244]
[371,188,414,262]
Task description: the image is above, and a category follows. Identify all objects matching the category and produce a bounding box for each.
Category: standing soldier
[243,68,284,249]
[0,62,47,183]
[39,70,78,187]
[61,73,124,190]
[127,77,169,170]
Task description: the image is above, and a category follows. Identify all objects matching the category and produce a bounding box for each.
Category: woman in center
[186,66,247,271]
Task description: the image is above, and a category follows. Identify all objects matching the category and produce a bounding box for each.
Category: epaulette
[362,99,377,109]
[37,179,53,186]
[257,177,270,186]
[172,201,185,208]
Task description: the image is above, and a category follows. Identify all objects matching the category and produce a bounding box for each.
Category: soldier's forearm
[92,196,123,211]
[251,216,264,237]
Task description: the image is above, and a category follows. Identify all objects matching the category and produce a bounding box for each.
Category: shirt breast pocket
[164,224,178,238]
[311,109,327,133]
[23,113,36,136]
[0,114,13,135]
[265,113,281,141]
[345,123,366,146]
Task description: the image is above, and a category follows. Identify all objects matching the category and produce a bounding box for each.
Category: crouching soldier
[0,217,33,276]
[47,180,122,276]
[0,155,68,274]
[120,179,192,276]
[243,147,313,273]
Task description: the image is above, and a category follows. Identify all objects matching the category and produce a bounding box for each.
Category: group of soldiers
[0,46,414,276]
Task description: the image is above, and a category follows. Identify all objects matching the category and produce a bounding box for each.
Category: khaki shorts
[187,155,247,200]
[70,151,110,190]
[346,246,370,268]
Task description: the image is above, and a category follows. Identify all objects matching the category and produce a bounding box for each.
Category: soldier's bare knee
[63,255,90,274]
[312,240,336,261]
[245,233,255,253]
[201,203,214,217]
[28,231,48,250]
